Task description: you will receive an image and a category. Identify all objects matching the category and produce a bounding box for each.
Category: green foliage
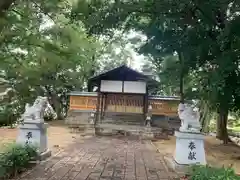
[0,90,21,127]
[0,0,102,121]
[0,106,18,127]
[0,143,38,178]
[0,0,140,124]
[188,165,240,180]
[95,30,130,72]
[70,0,134,35]
[153,55,182,96]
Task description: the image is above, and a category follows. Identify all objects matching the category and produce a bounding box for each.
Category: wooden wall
[105,94,143,114]
[69,95,97,110]
[69,94,179,116]
[148,99,179,116]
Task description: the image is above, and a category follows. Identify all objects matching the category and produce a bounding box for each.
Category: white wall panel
[123,81,146,94]
[100,80,122,92]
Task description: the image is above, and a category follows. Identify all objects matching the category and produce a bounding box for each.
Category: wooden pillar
[95,91,101,126]
[100,93,104,123]
[143,87,149,124]
[146,87,149,113]
[103,93,108,117]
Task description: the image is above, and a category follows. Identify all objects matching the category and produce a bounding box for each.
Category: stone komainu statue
[178,103,201,133]
[23,96,57,121]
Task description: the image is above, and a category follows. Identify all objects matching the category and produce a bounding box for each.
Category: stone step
[102,119,145,126]
[102,112,145,125]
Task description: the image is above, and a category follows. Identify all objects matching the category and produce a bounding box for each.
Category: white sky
[120,30,147,71]
[129,50,146,71]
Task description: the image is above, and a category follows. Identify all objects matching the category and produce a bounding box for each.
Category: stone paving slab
[16,136,178,180]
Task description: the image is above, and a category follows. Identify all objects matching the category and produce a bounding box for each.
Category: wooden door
[106,94,144,114]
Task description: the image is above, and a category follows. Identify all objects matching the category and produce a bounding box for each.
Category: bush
[0,108,18,127]
[187,165,240,180]
[0,143,38,179]
[0,101,22,127]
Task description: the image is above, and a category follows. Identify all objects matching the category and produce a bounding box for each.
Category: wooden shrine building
[66,65,181,132]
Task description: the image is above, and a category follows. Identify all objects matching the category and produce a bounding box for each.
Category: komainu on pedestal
[165,103,206,172]
[16,96,56,160]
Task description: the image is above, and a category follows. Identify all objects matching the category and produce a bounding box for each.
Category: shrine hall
[66,65,181,134]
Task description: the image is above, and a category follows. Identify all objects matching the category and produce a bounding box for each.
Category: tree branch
[11,9,25,17]
[31,1,56,24]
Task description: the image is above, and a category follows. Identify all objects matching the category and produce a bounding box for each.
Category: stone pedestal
[142,126,154,139]
[174,131,206,165]
[165,131,206,173]
[85,124,95,135]
[16,121,51,160]
[84,112,95,136]
[142,110,154,139]
[167,131,206,172]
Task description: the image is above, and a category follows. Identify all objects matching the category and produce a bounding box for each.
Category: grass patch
[0,143,38,179]
[185,165,240,180]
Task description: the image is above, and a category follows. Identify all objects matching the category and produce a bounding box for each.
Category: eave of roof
[89,65,151,81]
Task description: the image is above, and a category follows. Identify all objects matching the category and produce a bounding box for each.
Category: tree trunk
[200,101,210,133]
[216,105,229,144]
[51,93,64,120]
[180,72,184,103]
[45,86,64,120]
[178,52,184,103]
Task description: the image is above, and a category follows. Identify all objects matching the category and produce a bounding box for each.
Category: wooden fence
[69,95,97,110]
[69,94,179,116]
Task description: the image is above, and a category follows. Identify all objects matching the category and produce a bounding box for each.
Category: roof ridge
[89,65,146,81]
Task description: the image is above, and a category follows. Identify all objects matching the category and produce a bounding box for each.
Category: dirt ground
[0,120,82,154]
[153,135,240,174]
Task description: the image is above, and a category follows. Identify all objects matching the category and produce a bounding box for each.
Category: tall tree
[0,0,100,121]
